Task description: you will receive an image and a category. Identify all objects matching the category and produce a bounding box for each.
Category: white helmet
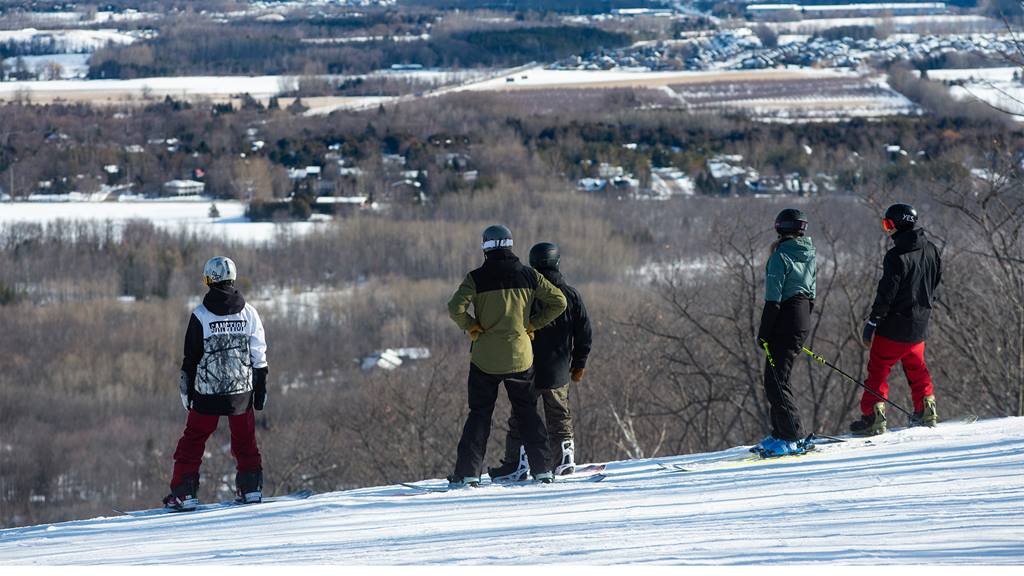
[203,256,237,286]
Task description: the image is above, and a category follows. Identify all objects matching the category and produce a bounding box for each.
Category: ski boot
[236,470,263,504]
[533,471,554,484]
[488,438,530,483]
[909,395,938,428]
[750,435,774,453]
[553,438,576,476]
[162,474,200,511]
[757,436,806,458]
[850,402,887,436]
[446,475,481,489]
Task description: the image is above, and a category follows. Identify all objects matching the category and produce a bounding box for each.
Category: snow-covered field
[0,28,137,51]
[0,68,496,105]
[765,14,998,34]
[0,75,298,101]
[1,417,1021,564]
[1,53,90,79]
[460,66,845,91]
[925,68,1024,118]
[0,200,320,243]
[671,73,917,121]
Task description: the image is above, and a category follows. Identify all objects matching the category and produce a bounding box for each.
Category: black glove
[862,320,876,348]
[757,301,781,346]
[253,367,268,411]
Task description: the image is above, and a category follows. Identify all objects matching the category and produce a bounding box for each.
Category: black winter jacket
[869,228,942,343]
[531,269,592,389]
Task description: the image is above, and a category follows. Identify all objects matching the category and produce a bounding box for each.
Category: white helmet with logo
[203,256,237,286]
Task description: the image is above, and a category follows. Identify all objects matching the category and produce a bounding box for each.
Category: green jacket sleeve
[528,271,568,330]
[447,274,477,330]
[764,251,788,303]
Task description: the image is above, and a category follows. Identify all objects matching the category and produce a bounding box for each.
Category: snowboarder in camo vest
[163,256,269,511]
[851,203,941,436]
[754,208,816,458]
[446,225,568,487]
[488,241,592,481]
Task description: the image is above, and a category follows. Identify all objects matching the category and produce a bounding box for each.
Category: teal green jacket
[765,237,816,302]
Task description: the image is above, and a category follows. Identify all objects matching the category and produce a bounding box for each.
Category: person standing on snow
[163,256,269,510]
[447,225,568,488]
[488,242,592,481]
[851,203,942,436]
[754,209,816,457]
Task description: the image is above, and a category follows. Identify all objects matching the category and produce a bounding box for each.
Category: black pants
[763,296,811,441]
[454,364,550,478]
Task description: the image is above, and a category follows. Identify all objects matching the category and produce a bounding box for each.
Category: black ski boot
[446,475,481,489]
[487,437,529,483]
[163,474,200,511]
[236,470,263,504]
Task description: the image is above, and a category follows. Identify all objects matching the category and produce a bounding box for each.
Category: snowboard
[399,472,607,494]
[113,489,313,517]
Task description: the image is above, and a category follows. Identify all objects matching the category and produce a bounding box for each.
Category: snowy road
[1,417,1022,564]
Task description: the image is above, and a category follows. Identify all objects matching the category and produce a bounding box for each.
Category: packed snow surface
[1,417,1022,564]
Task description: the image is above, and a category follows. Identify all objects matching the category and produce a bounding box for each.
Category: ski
[113,489,313,517]
[660,439,879,474]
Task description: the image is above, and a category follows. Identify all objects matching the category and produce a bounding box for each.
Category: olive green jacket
[448,250,568,375]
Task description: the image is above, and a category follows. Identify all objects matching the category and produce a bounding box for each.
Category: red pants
[170,409,262,489]
[861,334,934,416]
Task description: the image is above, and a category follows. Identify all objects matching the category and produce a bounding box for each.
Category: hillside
[1,417,1022,565]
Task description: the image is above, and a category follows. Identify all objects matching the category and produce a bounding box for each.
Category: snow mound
[1,417,1022,564]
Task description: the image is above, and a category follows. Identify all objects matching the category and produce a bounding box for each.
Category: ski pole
[801,346,913,418]
[761,340,776,369]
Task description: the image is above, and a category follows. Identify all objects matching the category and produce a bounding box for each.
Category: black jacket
[531,268,592,389]
[870,228,942,343]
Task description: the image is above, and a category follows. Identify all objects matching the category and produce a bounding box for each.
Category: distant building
[163,179,205,196]
[361,347,431,371]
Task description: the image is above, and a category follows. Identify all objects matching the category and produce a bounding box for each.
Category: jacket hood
[778,236,815,263]
[893,228,925,252]
[537,267,565,288]
[482,248,521,278]
[204,284,246,316]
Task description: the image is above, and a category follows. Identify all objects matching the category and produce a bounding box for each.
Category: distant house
[163,179,205,196]
[361,347,431,371]
[287,166,322,180]
[577,178,607,193]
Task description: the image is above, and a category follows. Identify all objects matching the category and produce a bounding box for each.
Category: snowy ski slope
[1,417,1022,565]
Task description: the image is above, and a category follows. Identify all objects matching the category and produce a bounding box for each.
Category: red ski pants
[861,334,934,416]
[170,409,262,489]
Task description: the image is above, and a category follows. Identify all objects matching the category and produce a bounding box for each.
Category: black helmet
[529,242,560,270]
[883,203,917,232]
[774,208,808,235]
[481,224,513,252]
